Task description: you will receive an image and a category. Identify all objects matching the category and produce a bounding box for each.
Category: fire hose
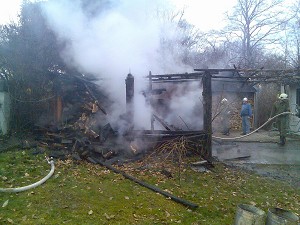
[212,111,295,140]
[0,157,55,193]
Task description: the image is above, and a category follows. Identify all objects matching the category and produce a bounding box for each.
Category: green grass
[0,149,299,225]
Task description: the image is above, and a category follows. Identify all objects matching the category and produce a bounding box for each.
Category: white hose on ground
[213,111,294,140]
[0,157,55,193]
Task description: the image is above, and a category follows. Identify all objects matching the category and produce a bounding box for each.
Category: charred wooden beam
[103,150,115,159]
[150,78,202,82]
[124,130,207,148]
[61,139,73,144]
[55,96,63,122]
[194,69,236,73]
[148,71,154,131]
[195,68,300,73]
[72,140,79,152]
[223,155,251,161]
[202,72,212,161]
[147,72,205,83]
[126,130,207,137]
[125,73,134,126]
[84,127,100,139]
[152,114,172,131]
[88,157,198,209]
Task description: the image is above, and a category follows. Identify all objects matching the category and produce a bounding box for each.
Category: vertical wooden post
[149,71,154,131]
[253,92,258,129]
[55,95,62,123]
[125,73,134,125]
[202,72,212,160]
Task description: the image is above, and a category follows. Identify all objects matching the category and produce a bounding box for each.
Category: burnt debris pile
[28,76,206,166]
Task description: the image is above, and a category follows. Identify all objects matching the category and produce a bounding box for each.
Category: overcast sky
[0,0,238,31]
[0,0,22,25]
[0,0,295,31]
[173,0,237,31]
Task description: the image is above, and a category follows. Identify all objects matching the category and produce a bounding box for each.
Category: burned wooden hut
[26,67,300,166]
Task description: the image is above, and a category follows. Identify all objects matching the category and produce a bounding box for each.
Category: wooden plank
[202,72,212,160]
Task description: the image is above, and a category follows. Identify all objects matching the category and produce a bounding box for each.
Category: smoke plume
[41,0,198,130]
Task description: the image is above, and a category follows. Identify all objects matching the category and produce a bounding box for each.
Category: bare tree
[226,0,286,68]
[282,0,300,68]
[154,8,206,71]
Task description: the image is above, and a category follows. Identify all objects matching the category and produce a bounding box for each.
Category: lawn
[0,148,299,224]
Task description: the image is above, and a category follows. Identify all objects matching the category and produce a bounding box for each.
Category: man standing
[270,93,290,145]
[240,97,252,135]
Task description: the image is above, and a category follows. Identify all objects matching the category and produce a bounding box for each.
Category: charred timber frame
[201,68,300,85]
[146,70,213,160]
[138,68,300,161]
[146,69,300,85]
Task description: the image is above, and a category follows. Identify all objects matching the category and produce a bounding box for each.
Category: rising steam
[41,0,200,130]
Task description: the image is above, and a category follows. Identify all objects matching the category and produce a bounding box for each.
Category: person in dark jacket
[240,97,252,135]
[270,93,290,145]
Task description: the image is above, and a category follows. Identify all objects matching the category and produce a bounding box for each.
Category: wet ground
[213,130,300,187]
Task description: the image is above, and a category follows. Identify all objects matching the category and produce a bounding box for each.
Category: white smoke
[164,82,203,130]
[41,0,195,130]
